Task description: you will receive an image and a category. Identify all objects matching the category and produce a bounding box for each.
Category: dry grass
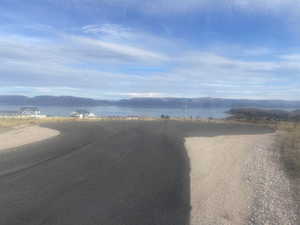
[0,117,78,128]
[0,118,38,128]
[0,117,221,128]
[0,117,171,128]
[275,122,300,220]
[277,122,300,178]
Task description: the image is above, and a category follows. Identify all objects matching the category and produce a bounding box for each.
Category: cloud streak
[68,0,300,15]
[1,27,299,99]
[68,35,169,63]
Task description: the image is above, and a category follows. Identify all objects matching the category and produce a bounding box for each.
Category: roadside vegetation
[0,117,77,128]
[277,122,300,178]
[227,108,300,121]
[0,118,38,128]
[276,122,300,217]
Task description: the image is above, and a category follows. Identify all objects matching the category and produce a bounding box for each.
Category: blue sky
[1,0,300,100]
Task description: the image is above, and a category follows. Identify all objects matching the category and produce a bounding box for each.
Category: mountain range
[0,95,300,108]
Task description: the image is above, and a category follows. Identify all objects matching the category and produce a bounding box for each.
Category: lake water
[0,105,231,118]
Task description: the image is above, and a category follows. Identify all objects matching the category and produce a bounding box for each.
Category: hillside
[227,108,300,121]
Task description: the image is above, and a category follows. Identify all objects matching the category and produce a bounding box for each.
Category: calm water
[0,105,230,118]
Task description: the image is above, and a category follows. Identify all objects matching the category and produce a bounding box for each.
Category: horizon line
[0,95,300,102]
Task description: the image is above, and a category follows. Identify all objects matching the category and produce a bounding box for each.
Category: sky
[1,0,300,100]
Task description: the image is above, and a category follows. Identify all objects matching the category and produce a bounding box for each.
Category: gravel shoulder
[0,125,60,151]
[185,133,298,225]
[245,133,298,225]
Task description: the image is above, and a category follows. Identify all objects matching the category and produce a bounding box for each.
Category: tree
[161,114,170,119]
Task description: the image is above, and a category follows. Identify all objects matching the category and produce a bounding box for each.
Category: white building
[0,110,20,118]
[20,107,46,118]
[70,110,95,118]
[0,107,46,118]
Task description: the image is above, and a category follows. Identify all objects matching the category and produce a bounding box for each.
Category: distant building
[0,107,46,118]
[0,110,20,117]
[126,115,140,120]
[70,110,95,118]
[20,107,41,117]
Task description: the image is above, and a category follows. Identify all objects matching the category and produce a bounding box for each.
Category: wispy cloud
[73,0,300,15]
[1,29,300,99]
[68,35,169,63]
[123,92,166,98]
[82,24,134,40]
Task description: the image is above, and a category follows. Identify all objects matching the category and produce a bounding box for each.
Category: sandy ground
[186,133,297,225]
[0,125,60,151]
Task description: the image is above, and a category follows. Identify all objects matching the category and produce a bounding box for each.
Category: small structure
[70,110,95,119]
[126,115,140,120]
[20,107,46,118]
[20,107,41,117]
[0,107,46,118]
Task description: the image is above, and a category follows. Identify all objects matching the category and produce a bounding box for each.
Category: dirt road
[186,133,297,225]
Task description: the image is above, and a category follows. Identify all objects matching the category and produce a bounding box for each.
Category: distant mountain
[0,95,300,108]
[117,97,300,108]
[0,95,112,106]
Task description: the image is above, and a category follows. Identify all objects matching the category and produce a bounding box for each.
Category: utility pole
[185,99,188,119]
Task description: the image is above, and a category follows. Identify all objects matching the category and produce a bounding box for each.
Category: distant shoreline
[0,105,231,119]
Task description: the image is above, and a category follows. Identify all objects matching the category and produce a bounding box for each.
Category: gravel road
[186,132,298,225]
[245,134,298,225]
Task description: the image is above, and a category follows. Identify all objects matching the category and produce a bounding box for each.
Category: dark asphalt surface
[0,121,272,225]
